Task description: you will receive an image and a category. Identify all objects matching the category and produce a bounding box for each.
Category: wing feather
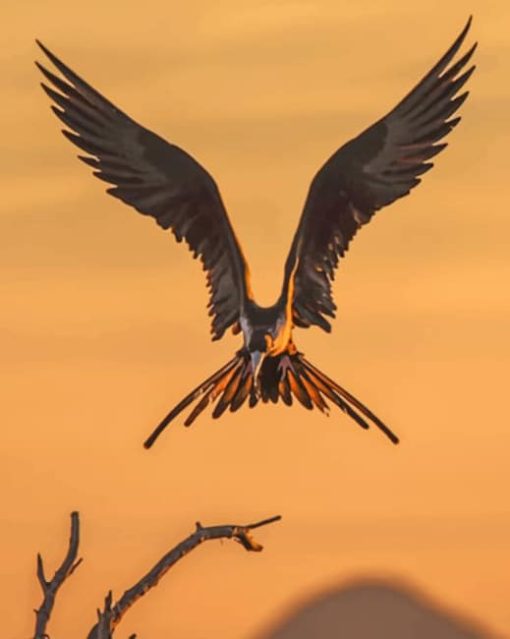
[36,41,251,340]
[285,18,476,332]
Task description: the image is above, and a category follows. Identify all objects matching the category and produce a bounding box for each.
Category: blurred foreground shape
[258,580,498,639]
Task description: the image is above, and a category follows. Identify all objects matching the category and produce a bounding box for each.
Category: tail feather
[248,382,258,408]
[212,364,245,419]
[268,378,279,404]
[298,367,329,414]
[303,364,372,431]
[301,357,399,444]
[143,348,399,448]
[298,363,369,427]
[183,392,214,428]
[230,367,253,412]
[259,357,279,403]
[184,361,240,427]
[278,375,292,406]
[287,368,313,409]
[143,355,240,448]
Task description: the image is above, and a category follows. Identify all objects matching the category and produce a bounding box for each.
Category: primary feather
[36,40,252,340]
[285,17,476,332]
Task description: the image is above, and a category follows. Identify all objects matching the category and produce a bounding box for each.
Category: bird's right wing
[36,42,252,341]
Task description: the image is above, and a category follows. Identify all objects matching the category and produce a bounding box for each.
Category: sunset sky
[2,1,510,637]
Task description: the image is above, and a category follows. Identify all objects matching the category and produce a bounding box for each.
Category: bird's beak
[250,351,266,381]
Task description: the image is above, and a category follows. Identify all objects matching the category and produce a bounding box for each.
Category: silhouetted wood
[31,511,281,638]
[87,515,282,638]
[91,592,121,639]
[258,580,494,639]
[33,511,82,639]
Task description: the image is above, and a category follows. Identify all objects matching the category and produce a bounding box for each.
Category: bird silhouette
[36,17,476,448]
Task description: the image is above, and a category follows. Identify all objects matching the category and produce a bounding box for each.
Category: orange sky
[2,1,510,637]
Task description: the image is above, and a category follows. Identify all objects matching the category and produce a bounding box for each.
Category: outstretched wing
[36,41,252,341]
[285,18,476,332]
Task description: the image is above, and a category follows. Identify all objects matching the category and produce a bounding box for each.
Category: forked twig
[33,511,82,639]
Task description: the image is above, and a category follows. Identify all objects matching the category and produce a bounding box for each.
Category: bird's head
[248,331,273,379]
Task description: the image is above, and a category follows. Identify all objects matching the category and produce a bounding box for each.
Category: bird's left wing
[284,18,476,332]
[36,42,252,341]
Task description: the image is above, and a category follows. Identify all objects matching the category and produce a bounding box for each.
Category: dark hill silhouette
[257,580,498,639]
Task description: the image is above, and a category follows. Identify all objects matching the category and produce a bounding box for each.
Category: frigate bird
[36,17,476,448]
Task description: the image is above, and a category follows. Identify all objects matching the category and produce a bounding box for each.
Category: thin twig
[87,514,282,638]
[33,511,82,639]
[94,592,114,639]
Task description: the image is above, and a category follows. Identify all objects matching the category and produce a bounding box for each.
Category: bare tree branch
[87,514,282,639]
[93,592,114,639]
[33,511,82,639]
[31,511,280,638]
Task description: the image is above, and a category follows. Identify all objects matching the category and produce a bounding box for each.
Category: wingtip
[447,15,474,60]
[466,41,479,59]
[34,39,66,72]
[35,39,49,55]
[456,15,474,48]
[34,61,47,76]
[34,41,47,68]
[463,15,473,34]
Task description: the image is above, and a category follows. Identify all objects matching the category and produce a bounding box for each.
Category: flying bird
[36,18,476,448]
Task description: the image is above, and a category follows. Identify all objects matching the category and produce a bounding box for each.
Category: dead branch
[92,592,114,639]
[31,511,281,639]
[87,514,281,638]
[33,511,82,639]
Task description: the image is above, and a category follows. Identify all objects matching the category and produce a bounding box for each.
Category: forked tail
[296,356,399,444]
[143,352,253,448]
[143,350,399,448]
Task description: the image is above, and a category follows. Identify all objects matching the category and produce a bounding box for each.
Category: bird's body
[36,17,476,448]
